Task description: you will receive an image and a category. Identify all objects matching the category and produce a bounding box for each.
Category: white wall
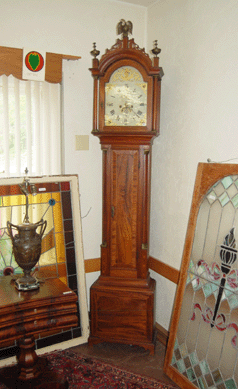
[0,0,147,297]
[147,0,238,329]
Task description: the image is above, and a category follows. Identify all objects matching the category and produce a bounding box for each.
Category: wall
[0,0,147,304]
[147,0,238,329]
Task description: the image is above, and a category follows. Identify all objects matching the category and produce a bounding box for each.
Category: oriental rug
[0,349,178,389]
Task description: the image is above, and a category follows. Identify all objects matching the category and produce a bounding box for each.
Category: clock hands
[119,102,143,119]
[119,102,134,115]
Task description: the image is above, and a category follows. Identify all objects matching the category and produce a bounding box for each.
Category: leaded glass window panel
[165,164,238,389]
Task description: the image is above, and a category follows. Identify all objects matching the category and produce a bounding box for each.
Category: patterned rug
[0,349,178,389]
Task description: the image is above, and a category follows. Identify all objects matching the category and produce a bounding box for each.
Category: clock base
[89,275,156,355]
[88,331,156,355]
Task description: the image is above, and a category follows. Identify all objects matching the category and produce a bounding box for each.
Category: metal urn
[7,174,47,291]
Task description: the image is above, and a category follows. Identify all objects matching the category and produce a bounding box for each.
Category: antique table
[0,276,78,388]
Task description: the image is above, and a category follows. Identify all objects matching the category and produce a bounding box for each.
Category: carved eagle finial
[116,19,133,37]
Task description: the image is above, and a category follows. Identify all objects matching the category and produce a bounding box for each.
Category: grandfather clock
[89,20,163,354]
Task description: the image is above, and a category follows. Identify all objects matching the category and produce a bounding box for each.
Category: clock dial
[105,66,147,126]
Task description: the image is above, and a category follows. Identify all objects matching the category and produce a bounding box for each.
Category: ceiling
[116,0,157,7]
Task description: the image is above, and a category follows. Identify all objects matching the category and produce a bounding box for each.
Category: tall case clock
[89,20,163,354]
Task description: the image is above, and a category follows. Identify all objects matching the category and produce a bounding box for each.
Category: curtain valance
[0,46,80,83]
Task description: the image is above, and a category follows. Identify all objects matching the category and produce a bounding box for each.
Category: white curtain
[0,75,62,177]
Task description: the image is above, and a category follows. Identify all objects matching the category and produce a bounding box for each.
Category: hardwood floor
[70,340,179,387]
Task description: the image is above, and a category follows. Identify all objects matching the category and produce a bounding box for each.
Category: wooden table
[0,276,78,388]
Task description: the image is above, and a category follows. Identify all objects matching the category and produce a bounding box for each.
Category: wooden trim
[62,54,81,61]
[0,46,22,80]
[84,258,101,273]
[84,256,180,285]
[0,46,80,83]
[155,322,169,346]
[149,256,180,284]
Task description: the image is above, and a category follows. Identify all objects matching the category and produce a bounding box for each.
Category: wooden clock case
[88,22,163,354]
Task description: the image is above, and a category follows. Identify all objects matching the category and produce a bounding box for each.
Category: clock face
[105,66,147,126]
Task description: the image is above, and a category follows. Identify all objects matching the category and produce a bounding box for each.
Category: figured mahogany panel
[110,149,139,275]
[90,278,155,346]
[95,292,147,339]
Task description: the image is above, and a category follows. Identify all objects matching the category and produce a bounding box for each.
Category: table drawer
[0,313,78,344]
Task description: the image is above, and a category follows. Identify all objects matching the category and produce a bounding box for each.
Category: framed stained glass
[0,175,89,365]
[164,163,238,389]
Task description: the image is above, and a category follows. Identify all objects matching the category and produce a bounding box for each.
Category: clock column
[88,20,163,354]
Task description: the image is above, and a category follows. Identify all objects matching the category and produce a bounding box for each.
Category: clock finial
[116,19,133,38]
[90,42,100,59]
[152,40,161,57]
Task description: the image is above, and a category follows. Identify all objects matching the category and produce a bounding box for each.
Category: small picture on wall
[22,48,46,81]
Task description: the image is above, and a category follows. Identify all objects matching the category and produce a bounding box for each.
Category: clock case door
[89,34,163,353]
[100,143,151,280]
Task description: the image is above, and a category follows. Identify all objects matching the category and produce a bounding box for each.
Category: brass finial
[117,19,133,37]
[90,42,100,59]
[152,40,161,57]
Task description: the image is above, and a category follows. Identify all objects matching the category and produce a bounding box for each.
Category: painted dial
[105,66,147,126]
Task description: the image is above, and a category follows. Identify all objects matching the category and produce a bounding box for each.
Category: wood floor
[70,339,179,387]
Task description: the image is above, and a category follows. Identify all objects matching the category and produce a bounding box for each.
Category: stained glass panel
[167,171,238,388]
[0,175,89,361]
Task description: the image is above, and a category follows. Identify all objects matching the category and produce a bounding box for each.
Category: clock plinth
[88,275,156,354]
[89,20,163,352]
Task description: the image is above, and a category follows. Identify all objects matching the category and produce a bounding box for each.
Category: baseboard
[155,322,169,346]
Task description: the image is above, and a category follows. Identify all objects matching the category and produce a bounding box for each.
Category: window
[0,45,80,178]
[0,74,61,176]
